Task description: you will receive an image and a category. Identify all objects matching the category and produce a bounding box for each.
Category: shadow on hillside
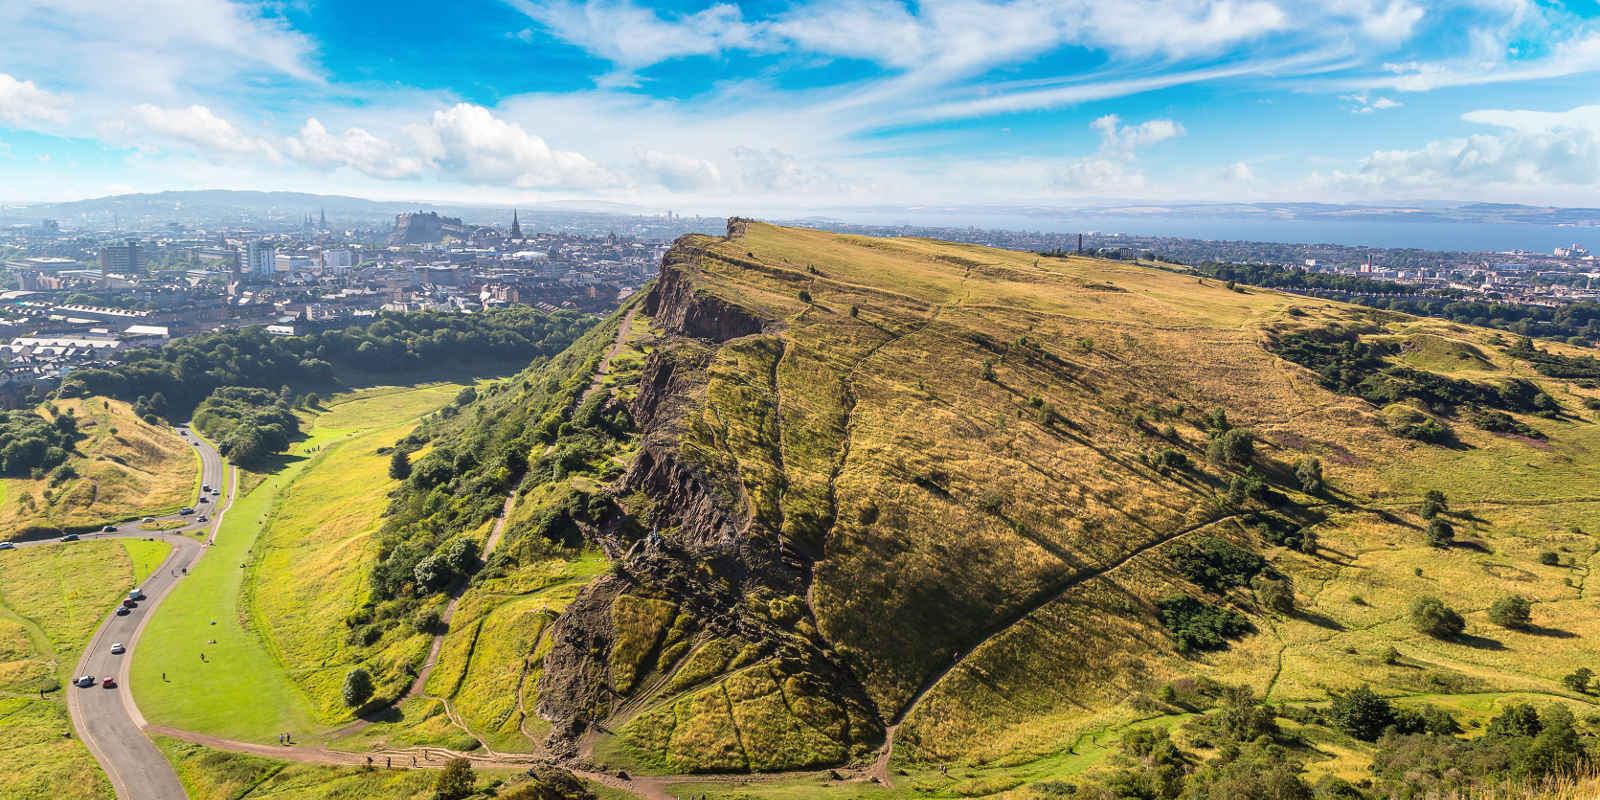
[1455,633,1506,651]
[1450,539,1493,554]
[1292,609,1345,631]
[1522,624,1578,639]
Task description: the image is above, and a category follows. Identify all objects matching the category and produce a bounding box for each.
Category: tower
[320,208,326,229]
[509,209,523,240]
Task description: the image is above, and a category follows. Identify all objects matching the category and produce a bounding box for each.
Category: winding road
[13,426,234,800]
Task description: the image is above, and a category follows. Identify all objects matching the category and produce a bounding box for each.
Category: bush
[1166,537,1264,593]
[1425,518,1454,547]
[1294,455,1323,493]
[1410,596,1465,639]
[433,758,476,800]
[1328,684,1394,741]
[1561,667,1593,694]
[1538,550,1561,566]
[1207,428,1255,466]
[411,608,442,635]
[389,450,411,480]
[1487,594,1532,629]
[1254,575,1295,614]
[1157,594,1251,654]
[341,667,374,707]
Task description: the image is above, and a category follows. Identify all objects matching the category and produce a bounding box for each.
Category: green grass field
[122,539,172,584]
[0,539,143,800]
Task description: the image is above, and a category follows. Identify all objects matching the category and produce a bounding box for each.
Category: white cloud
[283,119,425,180]
[1343,92,1403,113]
[733,146,841,193]
[1057,114,1184,191]
[1326,103,1600,191]
[506,0,758,82]
[0,73,70,128]
[1221,161,1257,182]
[633,148,723,192]
[124,104,278,158]
[409,103,617,188]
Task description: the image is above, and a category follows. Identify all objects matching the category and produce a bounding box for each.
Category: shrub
[411,608,442,635]
[1254,575,1295,614]
[1538,550,1561,566]
[1157,594,1251,654]
[1486,594,1532,629]
[433,758,476,800]
[1561,667,1593,694]
[1425,518,1454,547]
[1207,428,1255,466]
[1294,455,1323,493]
[341,667,374,707]
[1328,684,1394,741]
[1410,596,1465,639]
[797,290,812,304]
[1166,537,1264,593]
[389,449,412,480]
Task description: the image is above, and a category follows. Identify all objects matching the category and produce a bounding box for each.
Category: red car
[101,677,116,688]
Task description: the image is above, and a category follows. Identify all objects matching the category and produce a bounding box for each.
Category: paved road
[13,426,234,800]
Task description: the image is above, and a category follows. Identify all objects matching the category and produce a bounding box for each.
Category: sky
[2,0,1600,214]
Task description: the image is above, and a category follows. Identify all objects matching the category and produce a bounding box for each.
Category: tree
[1254,575,1295,614]
[1410,596,1465,639]
[1487,594,1532,629]
[1294,455,1323,493]
[1561,667,1593,694]
[389,449,412,481]
[797,290,812,304]
[341,666,373,707]
[1328,685,1394,742]
[433,758,475,800]
[303,391,321,408]
[1425,518,1455,547]
[1208,428,1255,466]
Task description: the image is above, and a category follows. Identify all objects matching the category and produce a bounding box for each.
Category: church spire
[509,208,523,240]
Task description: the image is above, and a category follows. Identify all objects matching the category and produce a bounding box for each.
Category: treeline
[1199,262,1600,343]
[0,408,78,477]
[1054,680,1592,799]
[1268,327,1559,441]
[191,387,301,467]
[58,308,592,418]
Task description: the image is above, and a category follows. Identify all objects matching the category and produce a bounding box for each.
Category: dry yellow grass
[1,397,194,538]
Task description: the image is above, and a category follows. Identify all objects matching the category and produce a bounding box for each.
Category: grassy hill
[315,220,1600,796]
[0,397,196,539]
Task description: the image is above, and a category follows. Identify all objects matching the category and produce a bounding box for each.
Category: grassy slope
[564,223,1600,792]
[0,540,142,799]
[132,383,470,741]
[0,397,195,538]
[122,538,173,585]
[248,384,461,721]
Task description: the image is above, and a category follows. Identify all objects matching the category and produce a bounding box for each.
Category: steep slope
[361,220,1600,789]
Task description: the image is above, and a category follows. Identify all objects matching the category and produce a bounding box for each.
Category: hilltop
[228,219,1600,797]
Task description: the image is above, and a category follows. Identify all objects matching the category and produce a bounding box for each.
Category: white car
[110,643,125,654]
[74,675,96,688]
[0,542,14,551]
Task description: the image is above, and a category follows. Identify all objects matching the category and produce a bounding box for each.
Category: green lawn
[122,539,173,585]
[131,427,345,744]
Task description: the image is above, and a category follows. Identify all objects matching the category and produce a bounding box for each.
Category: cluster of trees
[1369,702,1591,797]
[57,308,591,418]
[1268,329,1559,442]
[0,407,78,477]
[191,386,301,467]
[1507,337,1600,380]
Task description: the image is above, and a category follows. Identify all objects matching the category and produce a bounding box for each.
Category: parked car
[101,677,116,688]
[110,643,125,654]
[60,533,79,542]
[74,675,95,688]
[0,542,14,551]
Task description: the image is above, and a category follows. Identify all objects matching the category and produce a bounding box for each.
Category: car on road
[115,606,130,616]
[202,483,210,492]
[197,515,208,523]
[120,598,137,608]
[128,588,145,601]
[102,524,117,532]
[74,675,95,688]
[60,533,79,542]
[101,677,116,688]
[0,542,14,551]
[198,497,208,503]
[141,517,155,523]
[179,507,194,515]
[211,489,220,495]
[110,643,125,654]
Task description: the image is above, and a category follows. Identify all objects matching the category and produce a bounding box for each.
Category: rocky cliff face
[533,232,881,770]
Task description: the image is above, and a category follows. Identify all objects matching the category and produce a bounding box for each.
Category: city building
[99,239,144,273]
[243,240,276,276]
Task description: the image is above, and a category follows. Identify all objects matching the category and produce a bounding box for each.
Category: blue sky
[2,0,1600,212]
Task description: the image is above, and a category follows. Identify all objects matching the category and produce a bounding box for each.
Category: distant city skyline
[2,1,1600,211]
